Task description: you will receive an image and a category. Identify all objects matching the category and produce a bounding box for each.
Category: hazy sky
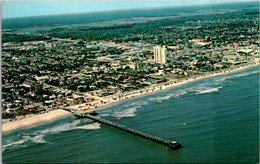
[2,0,256,19]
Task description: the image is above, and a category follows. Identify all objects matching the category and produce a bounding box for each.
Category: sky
[2,0,257,19]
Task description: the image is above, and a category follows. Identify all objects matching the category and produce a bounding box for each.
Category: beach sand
[2,63,258,133]
[72,63,259,111]
[2,109,71,133]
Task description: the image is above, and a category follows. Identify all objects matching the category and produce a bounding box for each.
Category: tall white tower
[153,45,167,64]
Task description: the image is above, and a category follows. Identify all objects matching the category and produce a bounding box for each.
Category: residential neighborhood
[2,7,259,120]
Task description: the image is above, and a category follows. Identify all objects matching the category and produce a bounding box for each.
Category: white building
[153,45,167,64]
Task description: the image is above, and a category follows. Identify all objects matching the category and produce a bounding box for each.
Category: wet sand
[2,109,71,133]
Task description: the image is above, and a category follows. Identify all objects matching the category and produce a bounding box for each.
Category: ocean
[2,66,259,163]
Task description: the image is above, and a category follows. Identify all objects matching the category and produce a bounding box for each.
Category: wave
[23,134,46,144]
[100,113,110,117]
[2,120,100,151]
[123,100,149,108]
[29,135,46,144]
[39,122,74,134]
[211,77,227,85]
[37,119,99,134]
[2,139,26,149]
[146,77,225,102]
[2,134,47,151]
[232,70,259,78]
[73,123,101,130]
[198,69,259,93]
[172,90,188,98]
[195,86,223,95]
[112,106,140,118]
[148,89,188,103]
[213,70,259,84]
[148,95,172,102]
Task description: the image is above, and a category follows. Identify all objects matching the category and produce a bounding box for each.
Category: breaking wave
[2,134,47,151]
[123,100,149,108]
[213,70,259,85]
[172,90,188,98]
[148,95,172,102]
[39,122,74,134]
[112,106,140,118]
[232,70,259,78]
[73,123,101,130]
[27,134,46,144]
[34,119,98,136]
[148,90,188,103]
[100,113,110,117]
[195,86,223,95]
[2,119,100,151]
[2,139,27,149]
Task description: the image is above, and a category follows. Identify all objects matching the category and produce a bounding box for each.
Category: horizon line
[2,0,258,20]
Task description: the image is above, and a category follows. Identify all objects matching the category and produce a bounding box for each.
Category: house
[223,55,237,64]
[37,108,46,112]
[23,105,37,111]
[90,85,97,90]
[237,49,254,56]
[45,100,54,105]
[35,76,49,81]
[72,95,85,104]
[107,85,119,93]
[6,107,20,114]
[143,78,156,85]
[97,89,110,97]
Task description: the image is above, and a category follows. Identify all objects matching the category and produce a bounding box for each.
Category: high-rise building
[153,45,167,64]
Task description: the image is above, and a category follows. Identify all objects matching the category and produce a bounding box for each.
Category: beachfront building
[153,45,167,64]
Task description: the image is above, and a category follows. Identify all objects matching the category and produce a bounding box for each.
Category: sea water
[2,66,259,163]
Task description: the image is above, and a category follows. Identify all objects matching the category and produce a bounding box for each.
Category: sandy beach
[2,62,258,133]
[71,62,259,112]
[2,109,71,133]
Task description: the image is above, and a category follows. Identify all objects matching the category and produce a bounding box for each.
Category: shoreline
[2,109,71,133]
[76,62,259,112]
[2,62,258,133]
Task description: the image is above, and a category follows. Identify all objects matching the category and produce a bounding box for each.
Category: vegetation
[1,1,259,119]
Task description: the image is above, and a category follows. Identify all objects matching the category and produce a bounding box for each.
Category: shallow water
[2,66,259,163]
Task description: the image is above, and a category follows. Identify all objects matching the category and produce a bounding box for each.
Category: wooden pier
[74,112,182,150]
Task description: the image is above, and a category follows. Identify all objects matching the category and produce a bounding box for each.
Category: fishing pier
[74,112,182,150]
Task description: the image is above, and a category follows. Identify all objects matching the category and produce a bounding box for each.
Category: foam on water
[29,135,46,144]
[2,139,27,149]
[73,123,101,130]
[172,90,188,98]
[2,134,47,151]
[112,106,140,118]
[101,68,258,120]
[100,113,110,117]
[148,89,189,103]
[148,95,172,102]
[100,100,149,117]
[2,119,100,151]
[146,77,225,102]
[123,100,149,108]
[38,119,83,134]
[2,66,259,163]
[232,70,259,78]
[40,122,73,134]
[1,70,229,152]
[195,86,223,95]
[213,70,259,84]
